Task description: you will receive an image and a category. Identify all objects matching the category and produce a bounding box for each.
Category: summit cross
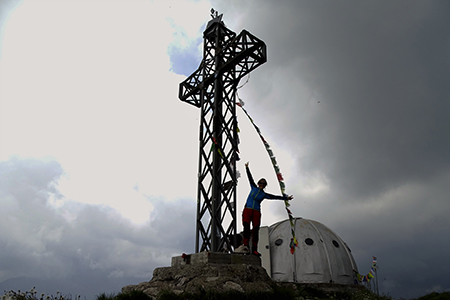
[179,13,267,253]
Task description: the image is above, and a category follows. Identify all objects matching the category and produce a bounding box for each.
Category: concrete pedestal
[171,252,261,267]
[122,252,271,298]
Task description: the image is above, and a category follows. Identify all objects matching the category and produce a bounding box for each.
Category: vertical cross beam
[179,15,266,253]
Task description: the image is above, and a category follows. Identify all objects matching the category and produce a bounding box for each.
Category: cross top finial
[210,8,219,19]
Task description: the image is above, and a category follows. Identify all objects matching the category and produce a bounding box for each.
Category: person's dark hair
[258,178,267,187]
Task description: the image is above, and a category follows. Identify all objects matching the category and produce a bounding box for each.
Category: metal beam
[179,16,266,253]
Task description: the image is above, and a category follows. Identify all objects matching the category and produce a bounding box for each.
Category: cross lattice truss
[179,16,266,253]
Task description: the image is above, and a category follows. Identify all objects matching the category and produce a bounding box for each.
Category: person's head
[257,178,267,189]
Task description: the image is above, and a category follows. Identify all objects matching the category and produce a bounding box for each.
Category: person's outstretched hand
[287,195,294,200]
[245,162,249,168]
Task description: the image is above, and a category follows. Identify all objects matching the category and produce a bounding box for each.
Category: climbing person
[236,162,293,256]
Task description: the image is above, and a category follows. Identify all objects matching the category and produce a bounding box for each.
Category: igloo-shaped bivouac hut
[258,217,358,285]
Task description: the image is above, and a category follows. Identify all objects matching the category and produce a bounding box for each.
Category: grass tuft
[3,285,448,300]
[95,291,151,300]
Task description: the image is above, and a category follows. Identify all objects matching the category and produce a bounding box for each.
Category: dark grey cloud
[223,0,450,199]
[0,158,196,299]
[209,0,449,199]
[328,172,450,299]
[1,1,448,299]
[208,1,449,298]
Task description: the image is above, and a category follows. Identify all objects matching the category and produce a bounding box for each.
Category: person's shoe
[235,244,250,254]
[252,250,261,257]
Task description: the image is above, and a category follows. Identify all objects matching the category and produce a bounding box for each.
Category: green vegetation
[1,288,79,300]
[2,286,449,300]
[155,284,295,300]
[414,292,450,300]
[108,285,391,300]
[96,291,151,300]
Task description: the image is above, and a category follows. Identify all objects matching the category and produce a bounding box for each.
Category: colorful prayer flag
[237,97,297,254]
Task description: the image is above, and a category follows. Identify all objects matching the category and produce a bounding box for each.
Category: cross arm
[179,66,203,108]
[179,60,220,107]
[179,26,266,107]
[221,29,267,83]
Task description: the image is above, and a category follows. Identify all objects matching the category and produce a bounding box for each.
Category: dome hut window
[275,239,283,246]
[305,238,314,246]
[332,240,340,248]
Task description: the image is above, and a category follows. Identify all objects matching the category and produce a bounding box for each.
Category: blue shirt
[244,166,287,211]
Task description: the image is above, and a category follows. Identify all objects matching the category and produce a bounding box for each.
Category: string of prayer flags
[222,180,234,191]
[230,154,241,180]
[289,215,295,227]
[277,173,284,181]
[354,256,378,283]
[231,153,241,166]
[210,137,224,158]
[289,237,298,255]
[236,96,298,254]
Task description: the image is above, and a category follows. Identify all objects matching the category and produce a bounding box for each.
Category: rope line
[236,93,298,254]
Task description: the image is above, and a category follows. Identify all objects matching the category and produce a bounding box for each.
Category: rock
[142,288,158,299]
[206,276,219,282]
[175,277,188,287]
[122,262,274,298]
[223,281,244,293]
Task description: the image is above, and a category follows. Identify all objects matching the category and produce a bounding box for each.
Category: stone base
[122,252,366,299]
[171,251,261,267]
[122,252,272,299]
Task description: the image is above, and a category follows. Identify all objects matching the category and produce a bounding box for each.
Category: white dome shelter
[258,218,359,285]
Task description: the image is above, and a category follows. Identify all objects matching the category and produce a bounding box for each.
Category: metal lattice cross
[179,14,266,253]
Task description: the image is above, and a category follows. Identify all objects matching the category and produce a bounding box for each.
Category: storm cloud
[208,1,450,298]
[0,1,449,299]
[0,158,195,298]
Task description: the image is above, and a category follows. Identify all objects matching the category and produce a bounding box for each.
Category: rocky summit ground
[122,263,274,298]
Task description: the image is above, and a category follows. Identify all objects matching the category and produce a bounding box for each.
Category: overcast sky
[0,0,449,299]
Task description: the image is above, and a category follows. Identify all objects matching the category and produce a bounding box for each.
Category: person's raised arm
[245,162,256,187]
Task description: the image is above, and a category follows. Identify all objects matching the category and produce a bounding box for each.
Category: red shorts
[242,207,261,227]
